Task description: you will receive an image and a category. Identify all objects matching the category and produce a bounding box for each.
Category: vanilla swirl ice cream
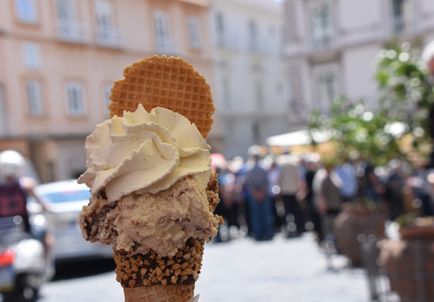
[78,104,210,202]
[78,105,220,256]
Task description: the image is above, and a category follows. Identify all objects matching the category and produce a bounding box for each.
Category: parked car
[28,180,112,262]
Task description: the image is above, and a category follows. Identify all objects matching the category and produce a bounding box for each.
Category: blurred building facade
[283,0,434,130]
[0,0,213,182]
[210,0,291,159]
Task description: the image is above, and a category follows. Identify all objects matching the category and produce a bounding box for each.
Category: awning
[266,129,331,147]
[266,122,406,147]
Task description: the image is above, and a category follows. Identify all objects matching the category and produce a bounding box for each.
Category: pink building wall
[0,0,214,182]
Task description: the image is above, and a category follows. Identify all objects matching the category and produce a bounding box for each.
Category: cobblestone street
[39,234,371,302]
[196,234,369,302]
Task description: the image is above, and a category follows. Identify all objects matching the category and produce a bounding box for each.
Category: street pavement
[38,234,370,302]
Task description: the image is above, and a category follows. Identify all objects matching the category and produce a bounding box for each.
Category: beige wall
[284,0,434,127]
[0,139,30,157]
[0,0,214,182]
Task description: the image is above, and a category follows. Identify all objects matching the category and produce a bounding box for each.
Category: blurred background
[1,0,434,301]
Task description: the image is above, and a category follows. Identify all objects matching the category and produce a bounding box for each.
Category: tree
[309,42,434,166]
[376,42,434,161]
[309,98,403,166]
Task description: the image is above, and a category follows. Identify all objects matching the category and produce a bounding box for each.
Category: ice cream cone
[113,238,204,288]
[123,284,195,302]
[79,56,222,302]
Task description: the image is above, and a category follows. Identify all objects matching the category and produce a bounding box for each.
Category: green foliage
[396,212,417,228]
[310,98,403,166]
[376,42,434,146]
[309,41,434,166]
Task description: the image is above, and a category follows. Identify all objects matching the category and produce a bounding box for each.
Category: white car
[29,180,112,261]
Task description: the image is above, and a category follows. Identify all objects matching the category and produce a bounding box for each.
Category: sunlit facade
[283,0,434,130]
[0,0,213,182]
[211,0,290,158]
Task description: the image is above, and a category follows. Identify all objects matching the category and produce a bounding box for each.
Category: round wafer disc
[109,56,214,138]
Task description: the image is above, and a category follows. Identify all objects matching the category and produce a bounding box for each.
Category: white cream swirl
[78,105,210,202]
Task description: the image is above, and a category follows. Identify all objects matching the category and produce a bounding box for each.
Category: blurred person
[315,161,342,244]
[408,158,434,216]
[212,153,235,242]
[0,150,55,266]
[0,150,48,235]
[214,166,231,242]
[278,154,305,237]
[222,160,246,234]
[297,156,309,221]
[425,171,434,214]
[244,148,262,237]
[384,160,406,220]
[312,163,327,242]
[298,156,307,186]
[335,157,358,203]
[231,156,250,233]
[245,154,274,241]
[363,164,386,204]
[267,159,284,232]
[303,158,322,240]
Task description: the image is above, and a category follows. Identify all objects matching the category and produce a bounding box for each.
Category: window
[56,0,75,21]
[65,82,85,116]
[248,20,258,52]
[392,0,411,33]
[252,121,260,144]
[23,43,40,69]
[215,12,225,47]
[255,81,264,108]
[154,10,171,52]
[187,16,201,50]
[26,80,44,116]
[312,2,332,49]
[316,69,338,115]
[56,0,82,41]
[15,0,37,24]
[95,0,117,45]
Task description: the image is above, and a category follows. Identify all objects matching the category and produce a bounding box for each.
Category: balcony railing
[312,33,333,50]
[57,19,87,43]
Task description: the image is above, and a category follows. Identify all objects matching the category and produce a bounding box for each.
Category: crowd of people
[213,150,434,243]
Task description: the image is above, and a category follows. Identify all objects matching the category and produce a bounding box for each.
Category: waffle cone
[113,238,204,288]
[123,284,195,302]
[104,56,220,300]
[113,173,221,289]
[109,55,214,138]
